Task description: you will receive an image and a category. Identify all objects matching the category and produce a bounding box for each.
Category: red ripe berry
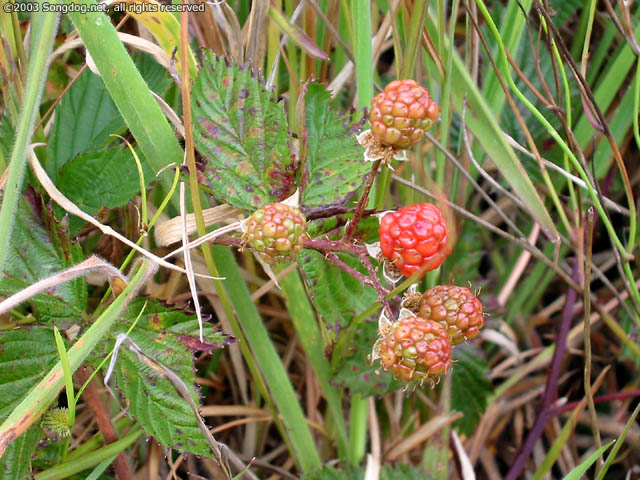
[379,203,451,279]
[369,79,439,149]
[244,203,307,264]
[375,314,452,384]
[418,285,484,345]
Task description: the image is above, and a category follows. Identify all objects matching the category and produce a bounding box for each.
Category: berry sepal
[356,129,408,167]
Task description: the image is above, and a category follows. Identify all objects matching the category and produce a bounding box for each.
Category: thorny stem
[207,234,395,315]
[324,252,392,317]
[343,159,382,242]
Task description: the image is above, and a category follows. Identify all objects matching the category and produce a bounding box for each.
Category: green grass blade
[564,441,614,480]
[34,428,142,480]
[480,0,533,116]
[596,401,640,480]
[532,409,578,480]
[350,0,373,109]
[63,0,184,195]
[424,11,558,240]
[211,246,322,472]
[279,269,349,456]
[0,6,59,272]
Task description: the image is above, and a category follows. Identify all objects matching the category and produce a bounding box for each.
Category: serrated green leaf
[299,249,376,335]
[192,52,295,210]
[56,146,154,224]
[451,345,492,435]
[300,83,370,212]
[0,191,87,326]
[441,221,483,285]
[0,327,58,420]
[332,320,402,397]
[46,69,125,181]
[0,327,56,479]
[104,298,232,457]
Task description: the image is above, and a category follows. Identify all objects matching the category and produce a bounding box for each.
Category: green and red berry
[379,202,451,279]
[374,314,452,384]
[369,79,440,149]
[418,285,484,345]
[244,203,307,264]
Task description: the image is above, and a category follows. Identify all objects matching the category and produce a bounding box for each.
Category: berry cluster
[418,285,485,345]
[379,202,451,279]
[243,203,307,264]
[239,78,484,389]
[375,313,451,383]
[374,286,484,385]
[369,79,440,149]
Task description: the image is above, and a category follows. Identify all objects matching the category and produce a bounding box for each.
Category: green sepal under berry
[192,52,296,210]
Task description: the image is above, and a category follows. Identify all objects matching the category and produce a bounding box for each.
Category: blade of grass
[564,441,614,480]
[475,0,638,312]
[0,6,59,272]
[33,428,143,480]
[347,0,373,463]
[178,10,321,470]
[62,0,184,196]
[53,327,76,462]
[279,269,349,456]
[595,400,640,480]
[212,246,323,472]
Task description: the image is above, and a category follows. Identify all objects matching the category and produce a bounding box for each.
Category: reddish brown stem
[75,367,134,480]
[343,159,381,242]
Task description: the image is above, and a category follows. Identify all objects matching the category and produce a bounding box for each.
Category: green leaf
[0,113,14,166]
[0,191,87,326]
[300,83,370,212]
[299,249,376,336]
[563,441,614,480]
[134,52,171,96]
[0,327,56,479]
[57,146,154,216]
[450,345,492,435]
[46,69,125,181]
[441,221,483,285]
[0,327,58,420]
[192,52,296,210]
[332,320,402,397]
[104,298,232,457]
[0,424,43,480]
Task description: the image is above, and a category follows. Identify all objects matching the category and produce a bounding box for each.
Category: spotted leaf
[192,53,295,210]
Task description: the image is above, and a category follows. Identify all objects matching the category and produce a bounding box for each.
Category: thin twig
[583,207,603,474]
[75,367,134,480]
[344,159,381,242]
